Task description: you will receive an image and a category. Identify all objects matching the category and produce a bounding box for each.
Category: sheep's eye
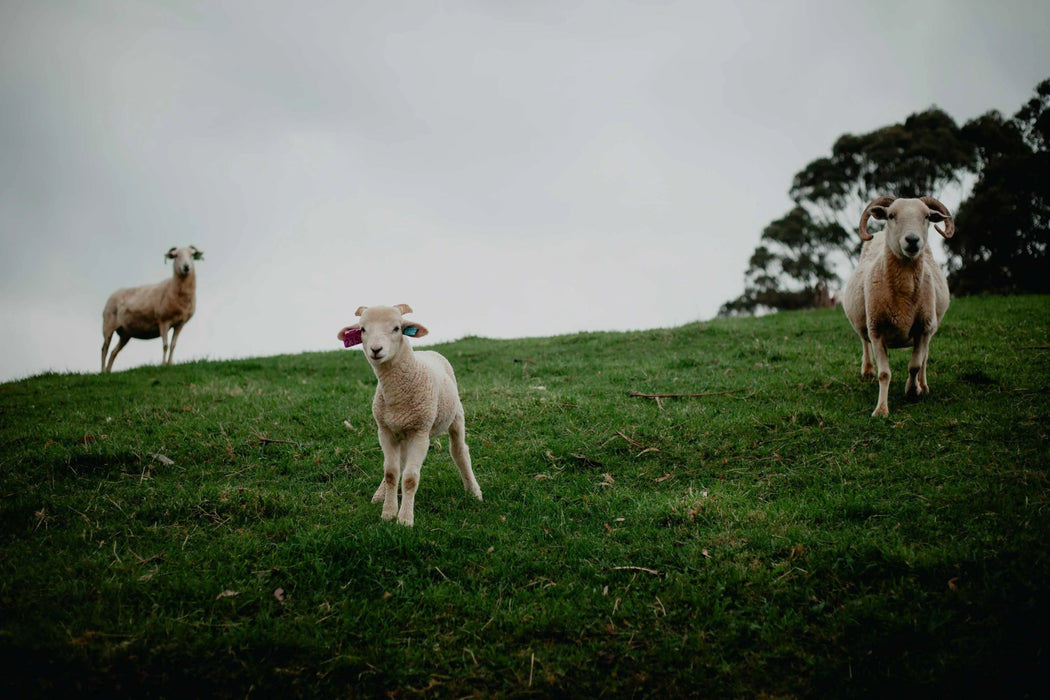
[888,213,896,220]
[394,326,401,333]
[360,327,366,334]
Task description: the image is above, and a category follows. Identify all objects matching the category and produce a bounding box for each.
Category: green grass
[1,295,1048,698]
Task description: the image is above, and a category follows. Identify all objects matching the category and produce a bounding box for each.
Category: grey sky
[2,0,1048,382]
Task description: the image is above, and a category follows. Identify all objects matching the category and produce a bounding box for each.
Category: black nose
[904,234,921,250]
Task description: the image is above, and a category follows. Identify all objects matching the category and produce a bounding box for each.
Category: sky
[2,0,1048,382]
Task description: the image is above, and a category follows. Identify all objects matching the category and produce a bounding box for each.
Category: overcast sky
[2,0,1047,382]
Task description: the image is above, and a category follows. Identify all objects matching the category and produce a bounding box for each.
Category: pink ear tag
[343,328,362,348]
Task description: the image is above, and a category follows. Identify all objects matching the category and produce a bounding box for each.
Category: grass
[1,295,1048,698]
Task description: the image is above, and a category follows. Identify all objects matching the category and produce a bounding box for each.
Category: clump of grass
[1,295,1048,697]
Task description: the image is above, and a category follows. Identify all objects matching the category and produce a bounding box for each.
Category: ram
[842,197,954,416]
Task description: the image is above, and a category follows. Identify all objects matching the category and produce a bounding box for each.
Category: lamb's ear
[190,246,204,260]
[394,303,414,315]
[338,324,362,346]
[354,306,368,317]
[165,247,177,261]
[403,322,428,339]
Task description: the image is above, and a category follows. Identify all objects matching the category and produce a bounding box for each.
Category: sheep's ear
[191,246,204,260]
[354,306,368,317]
[394,303,414,315]
[165,247,177,261]
[403,323,428,339]
[868,206,889,221]
[338,325,362,347]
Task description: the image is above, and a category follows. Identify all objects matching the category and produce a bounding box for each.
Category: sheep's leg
[377,429,401,520]
[159,323,172,365]
[860,338,875,379]
[870,336,892,417]
[906,335,932,401]
[449,413,482,501]
[167,323,184,366]
[396,435,431,527]
[105,335,131,373]
[101,332,114,373]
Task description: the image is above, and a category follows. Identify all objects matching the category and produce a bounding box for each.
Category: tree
[719,208,846,316]
[946,79,1050,294]
[721,108,974,316]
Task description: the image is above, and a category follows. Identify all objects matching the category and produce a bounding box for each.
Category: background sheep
[101,246,203,373]
[338,304,482,526]
[842,197,954,416]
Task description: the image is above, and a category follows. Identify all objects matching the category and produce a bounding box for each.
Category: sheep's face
[166,246,203,278]
[355,306,429,366]
[868,199,945,261]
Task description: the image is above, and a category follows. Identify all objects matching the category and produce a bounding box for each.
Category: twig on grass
[612,565,660,576]
[252,432,301,448]
[135,552,165,566]
[614,430,660,455]
[629,390,740,411]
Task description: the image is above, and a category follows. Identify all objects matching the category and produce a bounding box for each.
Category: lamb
[101,246,203,373]
[842,197,954,417]
[337,304,482,526]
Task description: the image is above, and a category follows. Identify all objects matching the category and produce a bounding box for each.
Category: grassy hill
[1,295,1048,697]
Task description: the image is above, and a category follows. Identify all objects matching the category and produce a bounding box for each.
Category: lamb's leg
[860,338,875,379]
[105,334,130,373]
[870,336,892,417]
[371,480,387,503]
[396,435,431,527]
[377,429,401,520]
[906,334,932,401]
[167,323,184,366]
[449,413,482,501]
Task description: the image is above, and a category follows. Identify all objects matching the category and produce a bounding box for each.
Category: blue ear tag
[403,326,418,337]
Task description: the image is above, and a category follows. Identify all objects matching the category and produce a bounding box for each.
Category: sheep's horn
[394,304,413,315]
[859,196,896,241]
[920,196,955,239]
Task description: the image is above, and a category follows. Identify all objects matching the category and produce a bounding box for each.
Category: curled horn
[354,306,368,317]
[920,196,955,239]
[394,304,414,315]
[859,196,896,241]
[165,246,177,261]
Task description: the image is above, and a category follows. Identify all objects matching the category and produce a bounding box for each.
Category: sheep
[842,197,954,417]
[101,246,203,373]
[337,304,482,526]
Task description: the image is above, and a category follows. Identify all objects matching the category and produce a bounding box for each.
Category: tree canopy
[945,79,1050,294]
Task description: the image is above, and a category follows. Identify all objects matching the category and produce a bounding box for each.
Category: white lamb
[101,246,203,373]
[842,197,954,417]
[337,304,482,526]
